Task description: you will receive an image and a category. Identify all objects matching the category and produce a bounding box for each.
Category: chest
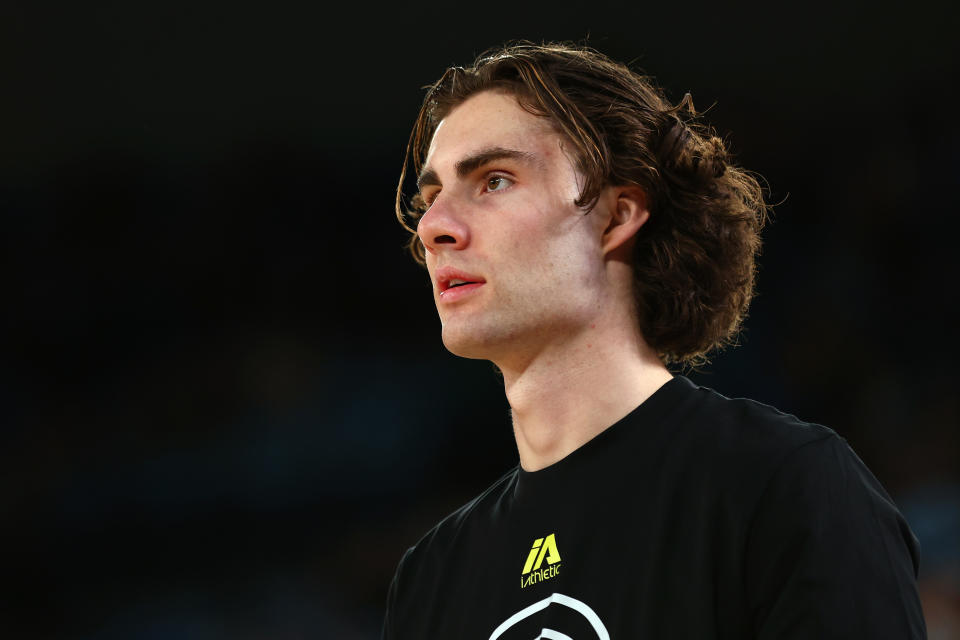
[397,488,752,640]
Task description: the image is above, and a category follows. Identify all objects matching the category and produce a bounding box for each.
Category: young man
[384,43,926,639]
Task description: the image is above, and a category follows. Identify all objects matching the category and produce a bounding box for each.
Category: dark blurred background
[3,2,958,638]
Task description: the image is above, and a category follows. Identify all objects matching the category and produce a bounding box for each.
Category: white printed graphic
[488,592,610,640]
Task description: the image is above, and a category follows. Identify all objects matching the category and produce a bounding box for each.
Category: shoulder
[673,378,841,469]
[677,381,924,634]
[389,466,519,594]
[677,379,915,540]
[660,379,889,528]
[728,407,926,636]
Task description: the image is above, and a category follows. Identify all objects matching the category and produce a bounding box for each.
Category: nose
[416,194,471,255]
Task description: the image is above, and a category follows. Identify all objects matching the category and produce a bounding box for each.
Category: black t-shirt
[382,376,926,639]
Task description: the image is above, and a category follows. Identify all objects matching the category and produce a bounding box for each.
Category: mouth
[438,281,485,302]
[441,277,482,292]
[436,268,486,299]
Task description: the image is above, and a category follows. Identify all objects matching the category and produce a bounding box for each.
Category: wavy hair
[396,42,769,366]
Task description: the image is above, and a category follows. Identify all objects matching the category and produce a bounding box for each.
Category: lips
[435,266,486,299]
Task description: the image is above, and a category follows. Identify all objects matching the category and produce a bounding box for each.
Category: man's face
[417,90,609,365]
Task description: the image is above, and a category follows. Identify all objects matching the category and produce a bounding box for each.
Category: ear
[601,185,650,255]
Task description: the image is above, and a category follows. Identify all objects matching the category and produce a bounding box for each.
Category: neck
[497,315,673,472]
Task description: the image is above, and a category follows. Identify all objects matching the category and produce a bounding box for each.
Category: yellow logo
[520,533,562,588]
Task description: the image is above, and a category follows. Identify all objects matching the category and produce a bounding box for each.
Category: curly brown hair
[396,42,769,366]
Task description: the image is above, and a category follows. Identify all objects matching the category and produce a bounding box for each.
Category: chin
[439,320,512,361]
[440,329,489,360]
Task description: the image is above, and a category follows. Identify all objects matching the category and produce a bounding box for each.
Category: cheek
[487,191,598,286]
[508,223,595,293]
[502,217,554,272]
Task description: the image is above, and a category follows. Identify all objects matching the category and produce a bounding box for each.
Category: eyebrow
[417,147,541,190]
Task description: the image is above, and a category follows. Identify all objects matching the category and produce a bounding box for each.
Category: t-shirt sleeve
[744,434,927,639]
[381,546,414,640]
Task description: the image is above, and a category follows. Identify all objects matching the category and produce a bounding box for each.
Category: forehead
[425,90,563,168]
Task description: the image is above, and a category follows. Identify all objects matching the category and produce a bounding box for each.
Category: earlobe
[602,186,650,255]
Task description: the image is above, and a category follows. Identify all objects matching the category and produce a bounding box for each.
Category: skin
[417,90,673,471]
